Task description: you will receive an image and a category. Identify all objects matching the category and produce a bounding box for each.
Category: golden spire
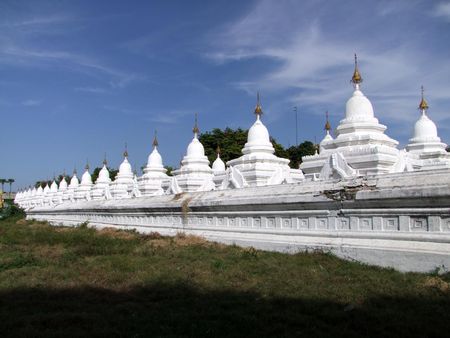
[351,53,363,85]
[419,85,429,111]
[324,111,331,132]
[85,159,89,171]
[123,142,128,158]
[152,130,159,148]
[73,165,77,175]
[216,145,221,155]
[254,91,263,116]
[192,113,199,135]
[103,152,107,166]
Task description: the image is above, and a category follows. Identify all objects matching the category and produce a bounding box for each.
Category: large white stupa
[405,87,450,170]
[139,132,170,196]
[301,55,399,178]
[226,93,303,187]
[171,115,215,193]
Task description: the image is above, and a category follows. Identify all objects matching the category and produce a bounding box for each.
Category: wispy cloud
[75,86,108,94]
[432,2,450,20]
[147,110,193,124]
[205,0,450,128]
[21,99,42,106]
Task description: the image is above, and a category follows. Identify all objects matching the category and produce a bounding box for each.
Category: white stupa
[64,169,79,202]
[35,185,44,207]
[75,163,93,201]
[139,132,170,196]
[319,112,334,153]
[225,93,303,188]
[171,115,215,193]
[301,55,399,178]
[91,157,112,200]
[406,87,450,170]
[29,187,37,207]
[43,183,51,206]
[212,146,227,188]
[49,179,59,205]
[111,147,134,199]
[57,174,68,204]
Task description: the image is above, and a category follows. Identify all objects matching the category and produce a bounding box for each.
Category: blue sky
[1,0,450,190]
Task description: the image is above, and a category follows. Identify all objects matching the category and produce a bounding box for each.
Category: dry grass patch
[98,227,139,240]
[422,276,450,292]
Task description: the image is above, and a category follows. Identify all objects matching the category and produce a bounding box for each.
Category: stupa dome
[413,114,439,141]
[81,169,92,185]
[59,177,68,190]
[70,174,79,188]
[98,164,111,183]
[212,154,225,172]
[247,117,271,146]
[148,148,163,167]
[119,157,133,175]
[187,137,205,158]
[345,89,375,121]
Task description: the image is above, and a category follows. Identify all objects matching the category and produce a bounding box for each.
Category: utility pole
[293,106,298,146]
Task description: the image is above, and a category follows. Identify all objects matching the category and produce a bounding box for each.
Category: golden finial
[324,111,331,131]
[73,165,77,175]
[192,113,199,135]
[123,142,128,158]
[351,53,363,85]
[419,85,429,111]
[152,130,159,148]
[85,159,89,171]
[254,91,263,116]
[103,152,107,166]
[216,145,221,155]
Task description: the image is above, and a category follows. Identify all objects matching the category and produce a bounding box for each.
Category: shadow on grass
[0,283,449,338]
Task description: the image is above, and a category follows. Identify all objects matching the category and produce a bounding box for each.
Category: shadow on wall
[1,283,449,337]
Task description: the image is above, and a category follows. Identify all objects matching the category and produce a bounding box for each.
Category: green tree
[199,127,312,168]
[7,179,15,194]
[286,141,317,168]
[199,128,288,165]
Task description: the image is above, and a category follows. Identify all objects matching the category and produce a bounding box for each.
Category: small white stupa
[43,183,51,206]
[171,114,215,193]
[64,169,79,202]
[29,187,37,207]
[212,146,227,188]
[139,132,170,196]
[301,55,399,178]
[35,185,44,206]
[49,179,59,205]
[92,156,112,200]
[75,163,93,201]
[56,174,68,204]
[111,146,134,199]
[406,87,450,170]
[226,93,302,188]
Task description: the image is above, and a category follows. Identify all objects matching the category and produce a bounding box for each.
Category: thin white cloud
[75,86,108,94]
[432,2,450,20]
[147,110,193,124]
[21,99,41,106]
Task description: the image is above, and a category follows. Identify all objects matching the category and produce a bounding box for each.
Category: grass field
[0,211,449,337]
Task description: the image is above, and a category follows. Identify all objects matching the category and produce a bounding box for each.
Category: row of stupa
[15,55,450,209]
